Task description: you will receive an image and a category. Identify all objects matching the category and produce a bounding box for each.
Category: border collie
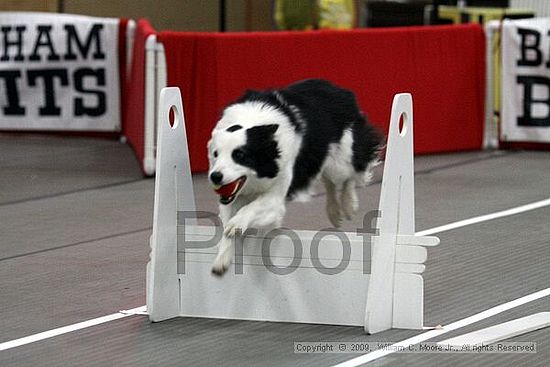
[207,79,382,275]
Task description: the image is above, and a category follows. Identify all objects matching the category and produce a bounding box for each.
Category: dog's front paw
[223,220,242,238]
[211,251,231,276]
[224,225,236,238]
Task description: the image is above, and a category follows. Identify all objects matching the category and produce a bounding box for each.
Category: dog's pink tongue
[214,180,239,198]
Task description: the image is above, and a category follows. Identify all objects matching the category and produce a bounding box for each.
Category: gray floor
[1,133,549,366]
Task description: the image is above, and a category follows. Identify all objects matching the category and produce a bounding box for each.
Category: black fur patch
[351,115,383,172]
[229,79,382,196]
[284,79,379,197]
[231,90,303,132]
[226,124,242,132]
[232,124,280,178]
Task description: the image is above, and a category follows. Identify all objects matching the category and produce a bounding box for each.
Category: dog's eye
[213,150,218,158]
[232,148,246,161]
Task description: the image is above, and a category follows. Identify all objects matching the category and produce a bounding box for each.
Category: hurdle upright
[146,87,439,333]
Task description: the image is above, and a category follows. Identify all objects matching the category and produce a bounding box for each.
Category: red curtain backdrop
[123,19,156,169]
[158,24,485,173]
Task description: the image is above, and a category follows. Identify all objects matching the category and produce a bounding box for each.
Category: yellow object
[274,0,356,31]
[274,0,316,30]
[318,0,356,30]
[438,6,534,25]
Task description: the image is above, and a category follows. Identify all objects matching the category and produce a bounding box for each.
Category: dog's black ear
[242,124,281,178]
[260,124,279,135]
[245,124,279,141]
[267,124,279,134]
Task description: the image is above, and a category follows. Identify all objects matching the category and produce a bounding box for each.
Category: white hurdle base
[146,87,439,333]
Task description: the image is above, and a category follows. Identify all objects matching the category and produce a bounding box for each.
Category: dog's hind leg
[341,178,358,220]
[323,178,343,227]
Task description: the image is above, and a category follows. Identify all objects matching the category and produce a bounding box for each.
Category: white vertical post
[143,36,167,176]
[143,35,158,175]
[147,87,195,322]
[364,94,439,334]
[125,19,136,81]
[155,42,167,95]
[484,21,500,150]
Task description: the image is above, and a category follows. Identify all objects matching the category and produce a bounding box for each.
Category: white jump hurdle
[146,87,439,333]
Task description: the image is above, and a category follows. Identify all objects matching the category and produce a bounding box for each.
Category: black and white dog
[207,79,382,275]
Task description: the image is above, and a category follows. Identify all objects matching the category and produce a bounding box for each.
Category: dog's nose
[210,171,223,185]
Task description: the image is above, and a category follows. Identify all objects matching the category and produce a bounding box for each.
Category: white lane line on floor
[0,306,146,352]
[2,198,550,353]
[331,288,550,367]
[331,197,550,367]
[416,197,550,236]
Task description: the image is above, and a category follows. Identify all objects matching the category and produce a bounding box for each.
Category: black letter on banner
[29,25,60,62]
[517,28,542,67]
[262,228,302,275]
[0,26,26,62]
[517,75,550,127]
[0,70,25,115]
[177,211,222,275]
[64,24,105,60]
[310,230,350,275]
[27,69,69,116]
[74,68,106,116]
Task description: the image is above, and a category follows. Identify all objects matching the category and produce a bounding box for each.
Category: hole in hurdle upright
[146,87,439,333]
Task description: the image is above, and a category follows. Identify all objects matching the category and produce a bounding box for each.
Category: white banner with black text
[0,12,120,131]
[502,18,550,142]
